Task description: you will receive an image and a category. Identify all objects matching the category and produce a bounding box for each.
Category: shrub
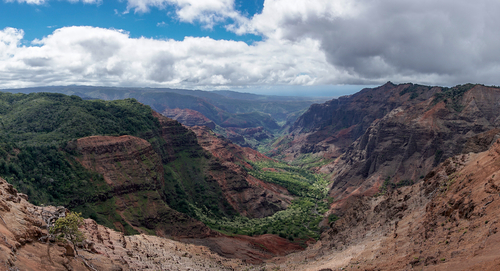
[50,212,85,255]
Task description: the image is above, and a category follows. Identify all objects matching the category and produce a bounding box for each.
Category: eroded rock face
[162,108,216,129]
[76,135,163,191]
[71,114,293,238]
[277,83,500,207]
[75,134,218,238]
[277,82,427,161]
[327,84,500,202]
[161,108,277,150]
[81,219,243,270]
[191,126,293,218]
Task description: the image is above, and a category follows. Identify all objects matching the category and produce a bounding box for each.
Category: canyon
[1,83,500,270]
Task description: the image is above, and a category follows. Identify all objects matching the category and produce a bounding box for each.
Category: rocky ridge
[274,83,500,209]
[162,108,276,149]
[162,108,216,129]
[326,84,500,204]
[68,115,297,229]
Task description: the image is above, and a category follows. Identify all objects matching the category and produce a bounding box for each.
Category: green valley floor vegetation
[195,160,330,242]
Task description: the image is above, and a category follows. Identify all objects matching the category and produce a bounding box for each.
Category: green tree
[50,212,85,255]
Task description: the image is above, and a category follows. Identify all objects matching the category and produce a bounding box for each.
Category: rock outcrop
[277,82,428,161]
[327,84,500,203]
[162,108,216,129]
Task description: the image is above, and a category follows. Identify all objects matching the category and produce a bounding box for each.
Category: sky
[1,0,500,96]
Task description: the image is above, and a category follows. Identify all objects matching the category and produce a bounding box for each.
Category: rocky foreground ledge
[0,177,247,270]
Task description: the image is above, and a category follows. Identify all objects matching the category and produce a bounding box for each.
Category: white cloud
[125,0,244,29]
[6,0,101,4]
[0,28,24,60]
[234,0,500,86]
[5,0,45,4]
[3,0,500,88]
[0,26,335,89]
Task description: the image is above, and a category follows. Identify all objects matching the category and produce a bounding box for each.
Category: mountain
[5,128,500,270]
[273,83,500,205]
[3,83,500,270]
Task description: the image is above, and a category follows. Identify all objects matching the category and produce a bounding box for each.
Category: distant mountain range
[3,86,328,149]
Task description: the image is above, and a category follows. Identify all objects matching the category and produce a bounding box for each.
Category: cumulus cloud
[6,0,101,4]
[124,0,245,29]
[0,26,335,88]
[236,0,500,86]
[3,0,500,88]
[7,0,242,29]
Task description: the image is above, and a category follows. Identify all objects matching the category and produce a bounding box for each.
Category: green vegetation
[263,135,294,157]
[74,197,139,235]
[220,112,280,130]
[328,214,340,223]
[192,160,331,241]
[399,84,431,99]
[0,93,160,145]
[0,93,161,207]
[288,153,332,170]
[199,197,329,241]
[161,150,237,220]
[50,212,85,255]
[248,160,329,199]
[0,91,331,241]
[433,84,476,111]
[0,92,236,233]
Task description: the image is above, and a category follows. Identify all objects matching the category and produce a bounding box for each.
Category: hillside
[0,177,249,270]
[0,140,500,271]
[272,83,500,206]
[2,83,500,270]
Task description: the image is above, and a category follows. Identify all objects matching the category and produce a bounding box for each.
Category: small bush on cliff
[328,214,340,223]
[50,212,85,255]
